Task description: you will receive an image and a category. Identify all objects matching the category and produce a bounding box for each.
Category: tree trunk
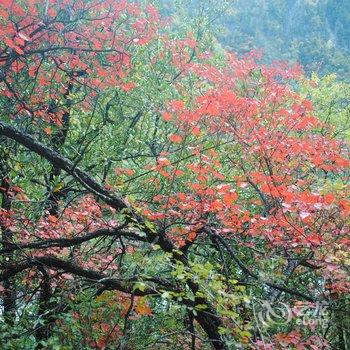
[0,140,16,326]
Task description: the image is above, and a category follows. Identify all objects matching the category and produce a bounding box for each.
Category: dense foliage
[0,1,349,349]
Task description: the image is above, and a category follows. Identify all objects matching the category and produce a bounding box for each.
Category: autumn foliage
[0,0,349,349]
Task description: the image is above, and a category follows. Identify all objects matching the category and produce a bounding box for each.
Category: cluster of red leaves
[0,0,160,124]
[2,193,121,274]
[255,331,329,350]
[141,50,349,293]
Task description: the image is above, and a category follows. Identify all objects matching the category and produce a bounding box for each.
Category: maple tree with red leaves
[0,1,349,349]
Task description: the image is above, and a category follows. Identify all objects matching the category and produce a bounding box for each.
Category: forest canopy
[0,0,349,349]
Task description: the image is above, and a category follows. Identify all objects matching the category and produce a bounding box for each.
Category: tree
[0,1,349,349]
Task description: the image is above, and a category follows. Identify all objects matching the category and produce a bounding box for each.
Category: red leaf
[121,82,136,92]
[48,215,58,223]
[192,126,201,136]
[162,112,172,121]
[169,100,185,110]
[307,234,322,246]
[223,191,238,206]
[14,45,24,55]
[169,134,183,143]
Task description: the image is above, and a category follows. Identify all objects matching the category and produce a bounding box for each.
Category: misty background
[160,0,350,80]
